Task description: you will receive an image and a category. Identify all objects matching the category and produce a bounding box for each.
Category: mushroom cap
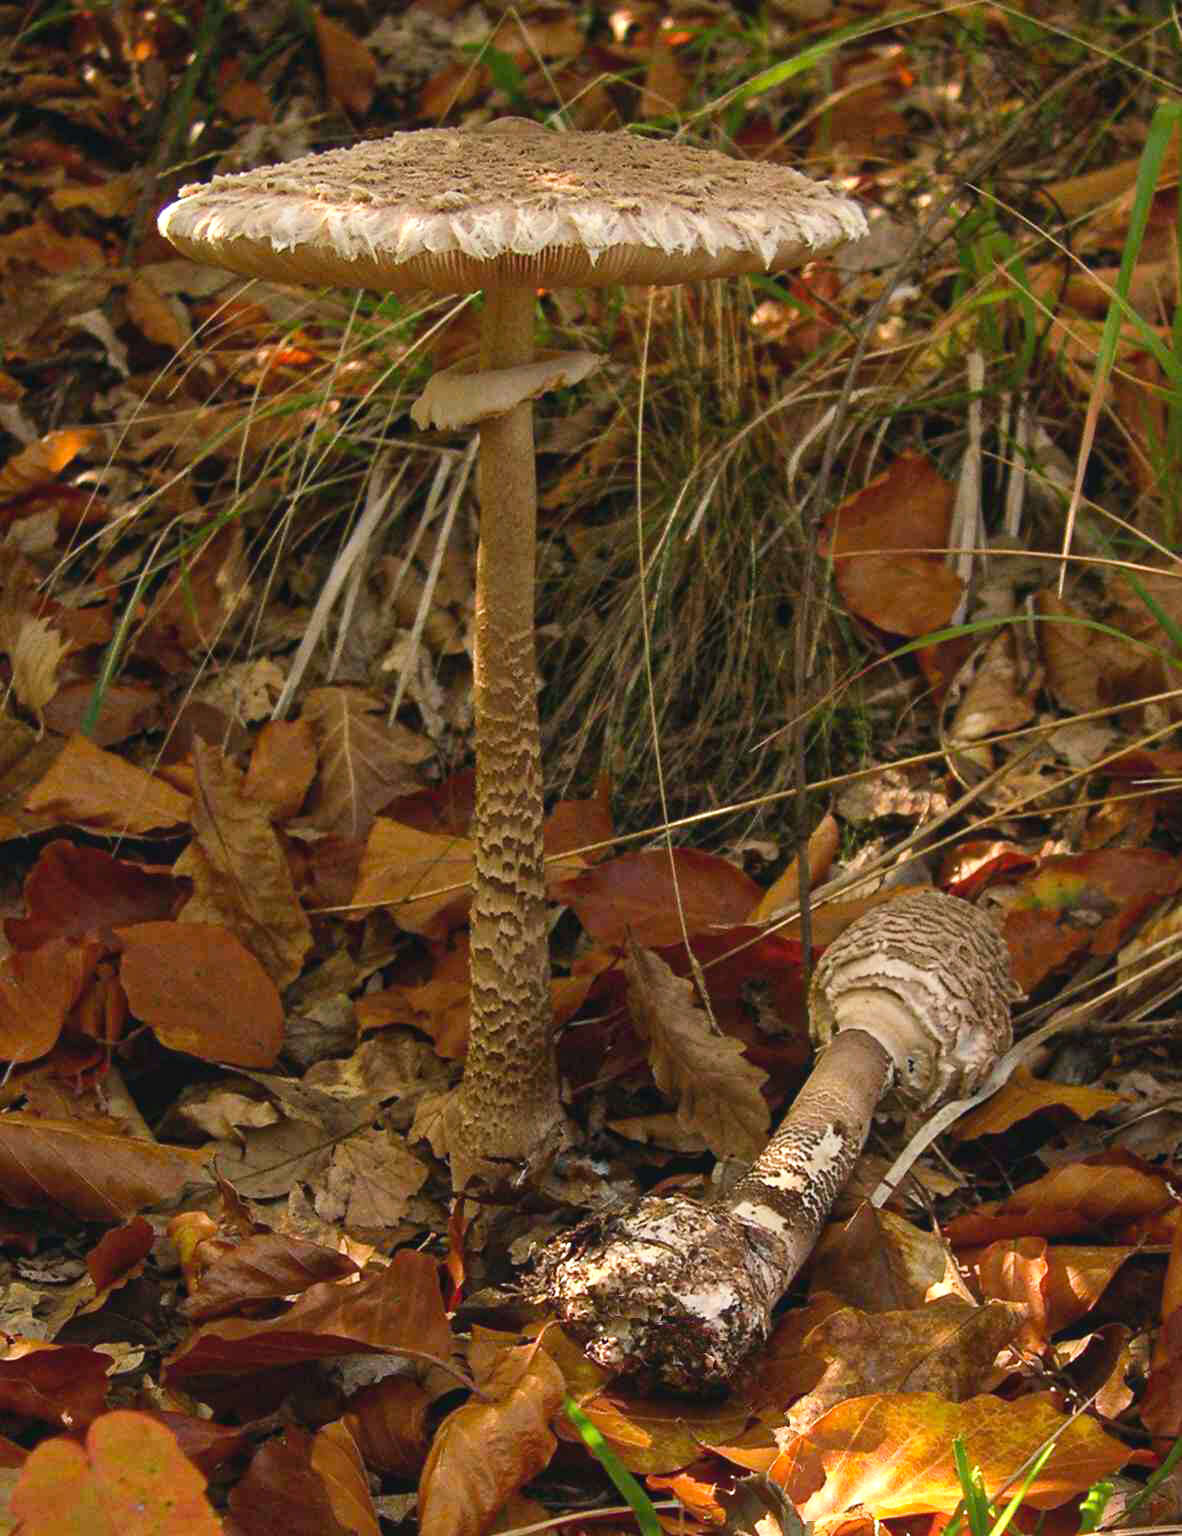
[157,118,867,296]
[809,888,1018,1113]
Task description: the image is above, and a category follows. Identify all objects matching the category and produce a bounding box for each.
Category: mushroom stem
[450,285,563,1191]
[726,1026,892,1281]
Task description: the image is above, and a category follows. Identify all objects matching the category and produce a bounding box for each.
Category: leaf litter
[0,3,1180,1535]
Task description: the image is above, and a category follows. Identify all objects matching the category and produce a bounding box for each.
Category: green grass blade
[1078,1480,1115,1533]
[1122,1434,1182,1520]
[563,1397,663,1536]
[698,4,930,113]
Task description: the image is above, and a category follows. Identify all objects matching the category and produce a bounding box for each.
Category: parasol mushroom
[537,888,1019,1393]
[157,118,868,1192]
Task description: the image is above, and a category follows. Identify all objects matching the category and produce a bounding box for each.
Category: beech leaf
[419,1344,564,1536]
[117,921,284,1067]
[776,1390,1130,1520]
[179,741,312,990]
[25,734,190,832]
[0,1115,210,1220]
[555,848,762,947]
[10,1409,223,1535]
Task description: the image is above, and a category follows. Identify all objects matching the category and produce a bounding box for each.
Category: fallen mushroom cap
[535,889,1019,1392]
[157,117,868,295]
[809,887,1018,1113]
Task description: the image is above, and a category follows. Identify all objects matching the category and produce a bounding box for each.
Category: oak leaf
[178,741,311,990]
[626,941,769,1162]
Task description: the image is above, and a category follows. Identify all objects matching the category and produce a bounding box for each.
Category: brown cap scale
[538,889,1018,1393]
[157,119,868,1194]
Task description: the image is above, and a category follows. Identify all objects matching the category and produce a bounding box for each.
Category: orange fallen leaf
[11,1409,222,1535]
[555,848,762,947]
[776,1391,1130,1520]
[351,819,474,937]
[116,922,284,1067]
[0,1116,210,1221]
[955,1068,1126,1139]
[25,734,190,832]
[820,454,962,636]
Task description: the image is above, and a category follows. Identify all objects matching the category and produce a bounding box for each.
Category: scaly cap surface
[809,888,1018,1112]
[158,117,868,295]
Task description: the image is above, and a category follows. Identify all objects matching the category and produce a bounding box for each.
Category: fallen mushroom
[536,888,1019,1393]
[156,119,867,1192]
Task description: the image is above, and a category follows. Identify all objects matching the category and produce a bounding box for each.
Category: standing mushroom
[156,119,868,1192]
[537,888,1018,1393]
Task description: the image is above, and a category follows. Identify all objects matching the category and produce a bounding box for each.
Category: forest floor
[0,3,1180,1534]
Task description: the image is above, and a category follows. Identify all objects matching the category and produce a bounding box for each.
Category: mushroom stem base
[534,1029,893,1392]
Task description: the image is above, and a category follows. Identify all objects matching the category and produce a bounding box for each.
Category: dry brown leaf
[418,1343,564,1536]
[556,848,762,947]
[313,8,377,116]
[782,1296,1026,1433]
[751,814,839,923]
[124,272,191,350]
[948,630,1040,742]
[625,941,769,1162]
[42,680,160,746]
[0,938,97,1064]
[49,173,141,218]
[2,614,68,722]
[25,734,190,832]
[228,1427,353,1536]
[640,21,687,117]
[311,1420,380,1536]
[970,1238,1136,1349]
[776,1391,1130,1520]
[218,72,275,124]
[180,1233,359,1323]
[303,687,433,842]
[352,818,473,937]
[344,1376,432,1478]
[166,1249,452,1385]
[1047,136,1178,223]
[316,1129,429,1233]
[945,1158,1176,1247]
[242,718,317,821]
[820,454,962,636]
[0,428,96,496]
[137,524,248,665]
[0,1340,112,1432]
[10,1410,223,1536]
[0,221,105,275]
[1035,589,1147,714]
[565,1390,750,1476]
[178,741,312,990]
[956,1068,1126,1140]
[116,921,284,1067]
[0,1115,210,1221]
[808,1206,972,1313]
